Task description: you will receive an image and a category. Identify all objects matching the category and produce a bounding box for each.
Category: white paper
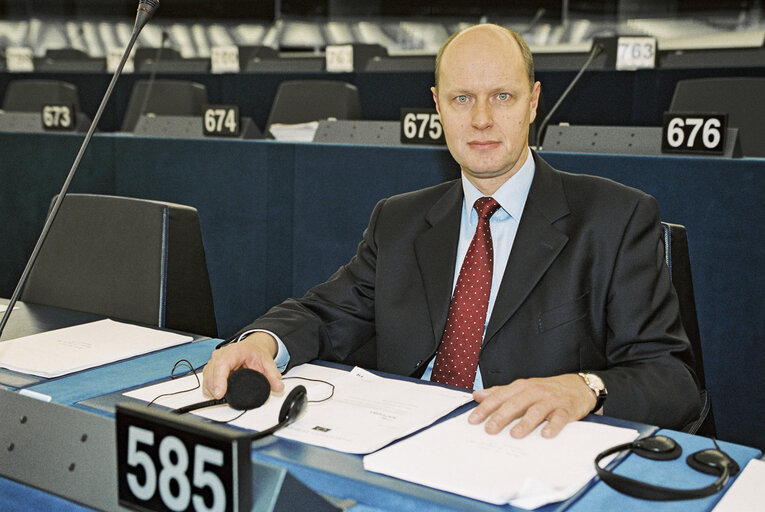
[711,458,765,512]
[363,411,638,509]
[125,363,473,454]
[268,121,320,142]
[0,319,192,377]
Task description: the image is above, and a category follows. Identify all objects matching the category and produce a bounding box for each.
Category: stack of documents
[125,363,473,454]
[363,412,638,509]
[268,121,320,142]
[0,319,193,378]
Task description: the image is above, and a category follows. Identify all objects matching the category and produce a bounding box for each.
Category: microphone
[172,368,271,414]
[0,0,159,341]
[136,30,169,121]
[534,41,604,150]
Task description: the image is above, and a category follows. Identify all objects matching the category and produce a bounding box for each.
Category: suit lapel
[414,181,463,347]
[485,155,570,344]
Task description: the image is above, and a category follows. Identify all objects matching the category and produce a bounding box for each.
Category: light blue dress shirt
[420,150,535,389]
[259,150,536,388]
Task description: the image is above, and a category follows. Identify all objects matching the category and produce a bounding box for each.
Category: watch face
[581,372,605,391]
[587,373,605,390]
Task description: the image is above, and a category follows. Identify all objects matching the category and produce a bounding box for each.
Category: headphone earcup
[278,385,307,425]
[687,449,740,477]
[632,435,682,461]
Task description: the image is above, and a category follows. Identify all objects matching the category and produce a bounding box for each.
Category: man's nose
[471,100,493,129]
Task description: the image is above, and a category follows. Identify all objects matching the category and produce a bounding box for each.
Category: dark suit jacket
[247,153,701,429]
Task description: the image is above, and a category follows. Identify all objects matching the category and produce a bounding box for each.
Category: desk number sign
[41,104,76,131]
[615,36,656,70]
[203,105,241,137]
[661,113,727,155]
[116,402,252,512]
[400,108,445,145]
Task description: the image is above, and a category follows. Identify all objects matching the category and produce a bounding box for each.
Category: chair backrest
[669,77,765,157]
[660,222,715,436]
[265,80,361,137]
[21,194,217,337]
[2,79,82,112]
[121,80,208,132]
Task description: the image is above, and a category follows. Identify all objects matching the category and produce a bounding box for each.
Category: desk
[0,308,761,512]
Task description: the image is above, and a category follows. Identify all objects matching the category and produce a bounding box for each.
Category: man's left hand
[468,374,597,438]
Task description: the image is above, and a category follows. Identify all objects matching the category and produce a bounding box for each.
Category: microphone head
[138,0,160,16]
[225,368,271,410]
[134,0,159,32]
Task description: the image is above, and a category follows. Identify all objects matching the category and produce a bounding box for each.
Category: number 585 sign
[116,403,251,512]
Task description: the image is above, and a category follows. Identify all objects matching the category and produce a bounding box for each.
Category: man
[204,24,701,438]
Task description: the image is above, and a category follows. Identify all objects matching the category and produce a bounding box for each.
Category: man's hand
[202,332,284,399]
[468,374,597,438]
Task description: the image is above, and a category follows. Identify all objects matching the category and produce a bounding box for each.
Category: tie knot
[474,197,501,220]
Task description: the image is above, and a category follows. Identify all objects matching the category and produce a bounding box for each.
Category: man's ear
[431,86,441,114]
[528,81,541,124]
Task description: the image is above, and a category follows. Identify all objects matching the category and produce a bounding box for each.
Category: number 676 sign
[661,113,727,155]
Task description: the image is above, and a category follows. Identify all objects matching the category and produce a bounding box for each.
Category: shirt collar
[460,149,536,221]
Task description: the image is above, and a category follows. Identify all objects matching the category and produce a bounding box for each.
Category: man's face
[432,27,540,194]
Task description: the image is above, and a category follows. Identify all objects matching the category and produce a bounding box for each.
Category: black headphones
[249,385,307,442]
[595,435,740,500]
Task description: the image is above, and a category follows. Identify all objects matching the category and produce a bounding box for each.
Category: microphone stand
[535,43,604,150]
[0,1,159,340]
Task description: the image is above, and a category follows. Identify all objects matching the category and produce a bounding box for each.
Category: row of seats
[5,42,765,73]
[0,78,363,139]
[3,15,758,59]
[3,76,763,157]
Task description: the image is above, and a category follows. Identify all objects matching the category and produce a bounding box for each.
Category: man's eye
[497,93,510,101]
[455,95,468,103]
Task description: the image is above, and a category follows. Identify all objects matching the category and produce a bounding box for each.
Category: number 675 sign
[400,109,446,145]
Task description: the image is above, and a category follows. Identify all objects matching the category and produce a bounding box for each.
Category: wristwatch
[578,372,607,414]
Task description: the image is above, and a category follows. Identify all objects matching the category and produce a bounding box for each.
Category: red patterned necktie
[431,196,501,389]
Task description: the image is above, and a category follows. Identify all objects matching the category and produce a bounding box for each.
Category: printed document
[711,458,765,512]
[125,363,473,454]
[363,411,639,509]
[0,319,192,377]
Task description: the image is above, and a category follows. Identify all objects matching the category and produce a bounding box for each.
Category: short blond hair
[434,24,535,90]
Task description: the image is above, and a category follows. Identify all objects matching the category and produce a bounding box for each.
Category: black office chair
[0,79,91,132]
[660,222,715,437]
[2,79,82,112]
[265,80,361,138]
[21,194,217,337]
[669,77,765,157]
[120,79,208,132]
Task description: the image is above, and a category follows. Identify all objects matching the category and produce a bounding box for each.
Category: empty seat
[265,80,361,137]
[670,77,765,157]
[2,79,82,112]
[21,194,217,337]
[120,79,208,132]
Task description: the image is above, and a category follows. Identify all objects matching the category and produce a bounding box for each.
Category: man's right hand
[202,332,284,399]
